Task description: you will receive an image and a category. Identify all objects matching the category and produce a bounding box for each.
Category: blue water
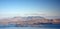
[0,27,60,29]
[0,24,60,29]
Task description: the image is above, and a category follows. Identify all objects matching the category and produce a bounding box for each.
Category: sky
[0,0,60,19]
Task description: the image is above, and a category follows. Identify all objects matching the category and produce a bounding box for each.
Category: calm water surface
[0,24,60,29]
[0,27,60,29]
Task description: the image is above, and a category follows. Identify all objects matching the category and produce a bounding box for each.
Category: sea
[0,24,60,29]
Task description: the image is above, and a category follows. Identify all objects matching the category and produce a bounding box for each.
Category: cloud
[24,13,46,16]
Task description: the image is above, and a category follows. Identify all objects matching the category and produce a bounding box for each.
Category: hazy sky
[0,0,60,18]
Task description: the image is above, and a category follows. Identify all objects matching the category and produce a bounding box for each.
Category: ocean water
[0,27,60,29]
[0,24,60,29]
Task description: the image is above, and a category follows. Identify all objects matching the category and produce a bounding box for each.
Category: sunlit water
[0,24,60,29]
